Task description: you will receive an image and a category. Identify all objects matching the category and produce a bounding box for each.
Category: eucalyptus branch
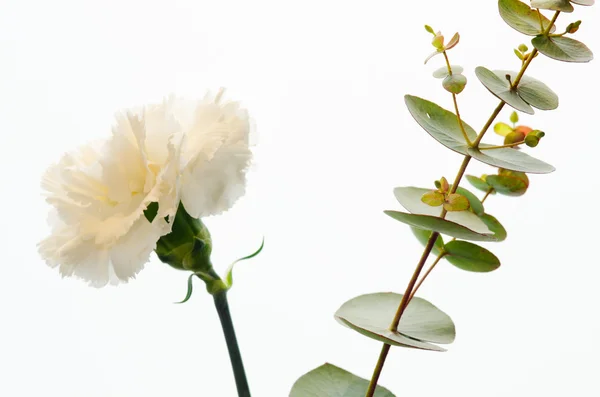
[291,3,593,396]
[365,12,563,397]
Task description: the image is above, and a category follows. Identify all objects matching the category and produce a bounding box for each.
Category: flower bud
[155,203,214,273]
[504,131,526,145]
[518,44,529,53]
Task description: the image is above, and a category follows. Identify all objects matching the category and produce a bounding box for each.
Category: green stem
[481,188,493,204]
[478,140,525,150]
[409,252,447,302]
[213,291,251,397]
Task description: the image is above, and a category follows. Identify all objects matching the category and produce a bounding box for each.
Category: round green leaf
[411,227,445,256]
[385,211,499,242]
[433,65,464,78]
[444,193,470,211]
[479,213,507,241]
[466,175,493,193]
[468,146,555,174]
[454,186,485,216]
[404,95,476,154]
[290,364,396,397]
[443,74,467,94]
[475,67,534,114]
[497,70,558,110]
[531,0,574,12]
[444,240,501,272]
[532,35,593,63]
[498,0,557,36]
[394,187,491,234]
[335,293,455,351]
[486,173,529,196]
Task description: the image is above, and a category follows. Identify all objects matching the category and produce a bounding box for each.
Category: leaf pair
[404,95,555,174]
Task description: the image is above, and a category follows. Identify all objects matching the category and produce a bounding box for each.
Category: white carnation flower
[38,90,253,287]
[38,104,181,287]
[173,90,253,218]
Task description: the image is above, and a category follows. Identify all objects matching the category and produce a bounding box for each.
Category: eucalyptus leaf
[385,211,499,242]
[532,35,594,63]
[433,65,464,78]
[498,0,556,36]
[454,186,485,216]
[393,187,491,233]
[479,213,507,241]
[466,175,493,193]
[335,293,455,351]
[475,67,534,114]
[411,227,445,256]
[443,74,468,94]
[570,0,594,5]
[290,364,396,397]
[486,173,529,196]
[468,145,555,174]
[531,0,574,12]
[444,241,501,272]
[404,95,476,154]
[498,70,558,110]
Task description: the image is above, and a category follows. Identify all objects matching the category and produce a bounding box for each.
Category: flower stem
[213,291,251,397]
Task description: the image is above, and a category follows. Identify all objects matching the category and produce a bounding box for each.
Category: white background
[1,0,599,396]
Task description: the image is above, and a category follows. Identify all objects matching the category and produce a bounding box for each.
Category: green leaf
[486,171,529,196]
[443,74,468,94]
[455,186,485,216]
[531,0,574,12]
[432,65,464,78]
[570,0,594,5]
[404,95,476,154]
[175,273,196,304]
[385,211,499,242]
[421,191,445,207]
[224,238,265,288]
[468,145,555,174]
[394,187,491,234]
[479,213,507,241]
[444,241,501,272]
[510,111,519,124]
[411,227,445,256]
[475,67,534,114]
[466,175,493,193]
[290,364,396,397]
[498,0,557,36]
[498,70,558,110]
[494,122,514,136]
[444,193,470,211]
[335,293,455,351]
[143,202,159,223]
[532,35,593,63]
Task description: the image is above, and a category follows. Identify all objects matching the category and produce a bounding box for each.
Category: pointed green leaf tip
[290,363,396,397]
[176,273,196,304]
[224,238,265,288]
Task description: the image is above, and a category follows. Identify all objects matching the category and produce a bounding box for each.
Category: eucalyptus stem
[409,252,447,302]
[213,291,251,397]
[364,13,561,394]
[479,140,525,150]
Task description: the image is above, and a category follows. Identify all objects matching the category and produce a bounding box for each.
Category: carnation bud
[156,203,214,274]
